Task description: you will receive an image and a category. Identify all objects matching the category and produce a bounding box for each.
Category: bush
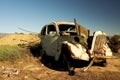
[109,35,120,53]
[111,35,120,42]
[0,45,21,61]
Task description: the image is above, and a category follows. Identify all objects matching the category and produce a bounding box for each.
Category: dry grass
[0,34,40,62]
[0,34,40,45]
[0,45,21,61]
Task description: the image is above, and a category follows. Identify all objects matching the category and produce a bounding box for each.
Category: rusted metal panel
[89,31,112,58]
[78,24,89,40]
[62,41,89,61]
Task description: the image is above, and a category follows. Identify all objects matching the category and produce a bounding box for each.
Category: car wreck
[39,19,113,75]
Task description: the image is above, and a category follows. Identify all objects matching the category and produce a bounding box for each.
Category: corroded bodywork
[40,21,89,61]
[39,21,112,75]
[89,31,112,58]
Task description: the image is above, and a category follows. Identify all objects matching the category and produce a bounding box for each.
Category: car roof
[46,21,75,26]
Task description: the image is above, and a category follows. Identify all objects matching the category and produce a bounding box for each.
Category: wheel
[93,58,107,67]
[101,59,107,67]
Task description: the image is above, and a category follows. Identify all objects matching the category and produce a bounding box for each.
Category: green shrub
[109,35,120,52]
[0,45,21,61]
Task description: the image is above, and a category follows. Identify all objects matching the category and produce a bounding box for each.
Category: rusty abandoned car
[39,20,113,75]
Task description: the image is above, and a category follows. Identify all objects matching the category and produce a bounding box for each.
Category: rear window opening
[59,24,77,35]
[59,24,76,31]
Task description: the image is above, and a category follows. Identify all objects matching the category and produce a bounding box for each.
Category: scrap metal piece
[62,41,89,61]
[83,58,94,72]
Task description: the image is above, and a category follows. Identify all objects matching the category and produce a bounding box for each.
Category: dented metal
[89,31,112,58]
[40,21,112,64]
[39,20,114,75]
[62,41,89,61]
[40,21,89,61]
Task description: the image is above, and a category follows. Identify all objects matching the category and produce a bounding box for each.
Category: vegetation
[0,45,21,61]
[110,35,120,42]
[109,35,120,53]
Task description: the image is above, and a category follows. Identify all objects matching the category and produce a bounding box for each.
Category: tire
[93,58,107,67]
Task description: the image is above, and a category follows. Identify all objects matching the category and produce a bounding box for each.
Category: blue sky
[0,0,120,35]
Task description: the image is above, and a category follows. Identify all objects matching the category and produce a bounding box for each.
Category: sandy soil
[0,50,120,80]
[0,34,40,45]
[0,34,120,80]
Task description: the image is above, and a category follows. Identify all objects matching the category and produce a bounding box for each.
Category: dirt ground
[0,34,120,80]
[0,49,120,80]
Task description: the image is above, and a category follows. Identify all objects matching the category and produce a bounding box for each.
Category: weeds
[0,45,21,61]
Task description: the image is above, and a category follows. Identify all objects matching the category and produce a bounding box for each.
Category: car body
[39,21,112,75]
[40,21,89,61]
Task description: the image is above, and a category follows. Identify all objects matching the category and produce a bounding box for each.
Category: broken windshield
[59,24,76,32]
[59,24,77,35]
